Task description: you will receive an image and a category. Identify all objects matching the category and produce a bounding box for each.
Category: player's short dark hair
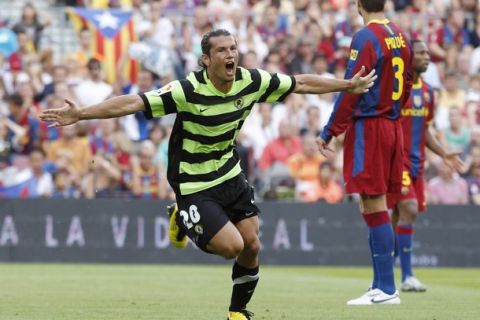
[6,93,23,107]
[199,29,233,68]
[359,0,385,12]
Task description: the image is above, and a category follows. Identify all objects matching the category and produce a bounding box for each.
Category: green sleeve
[257,69,297,103]
[139,81,179,119]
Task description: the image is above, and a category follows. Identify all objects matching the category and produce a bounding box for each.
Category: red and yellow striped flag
[66,7,137,84]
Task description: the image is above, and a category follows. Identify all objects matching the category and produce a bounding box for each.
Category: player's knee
[243,236,261,256]
[220,240,244,260]
[400,201,418,222]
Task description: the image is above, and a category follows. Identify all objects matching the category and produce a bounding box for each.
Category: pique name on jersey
[384,34,406,50]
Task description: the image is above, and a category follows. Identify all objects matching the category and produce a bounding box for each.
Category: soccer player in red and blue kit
[387,40,464,292]
[318,0,412,305]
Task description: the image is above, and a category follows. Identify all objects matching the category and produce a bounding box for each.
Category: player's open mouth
[225,61,235,76]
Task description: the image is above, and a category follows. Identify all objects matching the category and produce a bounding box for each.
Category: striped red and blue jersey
[321,19,413,142]
[400,78,434,178]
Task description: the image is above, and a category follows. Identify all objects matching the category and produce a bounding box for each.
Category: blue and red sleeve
[320,31,378,142]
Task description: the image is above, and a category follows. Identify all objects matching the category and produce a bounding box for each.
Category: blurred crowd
[0,0,479,205]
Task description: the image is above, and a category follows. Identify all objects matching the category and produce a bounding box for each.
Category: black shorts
[175,173,260,253]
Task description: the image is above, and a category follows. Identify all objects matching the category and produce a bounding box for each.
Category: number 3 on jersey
[392,57,404,101]
[179,205,201,230]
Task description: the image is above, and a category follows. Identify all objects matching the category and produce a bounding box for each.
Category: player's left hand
[348,66,377,94]
[316,137,335,158]
[443,153,467,173]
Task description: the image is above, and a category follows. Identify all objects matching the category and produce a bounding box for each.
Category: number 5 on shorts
[402,171,411,187]
[179,205,201,230]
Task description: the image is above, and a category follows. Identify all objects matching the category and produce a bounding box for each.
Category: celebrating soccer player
[317,0,412,305]
[386,40,465,292]
[40,29,375,320]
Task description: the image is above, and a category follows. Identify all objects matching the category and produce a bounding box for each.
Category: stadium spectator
[46,123,92,178]
[130,140,169,199]
[50,168,79,199]
[441,107,471,157]
[299,105,322,137]
[428,162,469,204]
[149,123,168,169]
[287,134,325,201]
[12,2,51,51]
[257,3,287,47]
[467,164,480,204]
[258,119,302,188]
[82,153,122,198]
[243,103,277,162]
[0,116,25,168]
[74,58,113,106]
[6,93,39,154]
[120,69,158,142]
[436,71,466,129]
[311,161,344,204]
[28,148,53,197]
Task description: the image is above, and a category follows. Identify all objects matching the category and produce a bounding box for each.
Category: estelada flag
[66,7,137,84]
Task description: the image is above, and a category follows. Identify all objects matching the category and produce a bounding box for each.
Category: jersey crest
[234,98,244,109]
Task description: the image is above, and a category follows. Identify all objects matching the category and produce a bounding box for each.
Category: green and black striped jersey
[140,67,296,195]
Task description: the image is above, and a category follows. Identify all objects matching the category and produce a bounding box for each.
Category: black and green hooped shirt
[140,67,296,195]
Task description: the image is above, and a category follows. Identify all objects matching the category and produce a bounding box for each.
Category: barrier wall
[0,200,479,266]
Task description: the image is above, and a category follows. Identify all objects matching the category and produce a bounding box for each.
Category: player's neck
[363,12,387,24]
[206,70,234,94]
[413,73,420,84]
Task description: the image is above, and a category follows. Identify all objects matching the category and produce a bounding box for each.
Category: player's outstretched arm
[39,95,145,127]
[425,125,466,172]
[293,66,377,95]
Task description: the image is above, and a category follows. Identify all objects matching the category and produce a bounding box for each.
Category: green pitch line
[0,264,479,320]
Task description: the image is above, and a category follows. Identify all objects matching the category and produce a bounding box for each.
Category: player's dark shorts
[343,117,403,195]
[175,173,259,253]
[387,173,426,212]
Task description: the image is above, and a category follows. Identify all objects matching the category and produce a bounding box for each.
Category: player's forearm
[425,126,447,158]
[79,95,145,120]
[293,74,352,94]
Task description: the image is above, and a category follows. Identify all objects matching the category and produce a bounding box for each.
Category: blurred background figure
[428,162,469,205]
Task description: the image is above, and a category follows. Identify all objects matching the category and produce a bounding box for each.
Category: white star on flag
[94,11,119,30]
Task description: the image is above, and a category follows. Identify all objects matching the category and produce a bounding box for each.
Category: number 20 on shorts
[179,205,201,230]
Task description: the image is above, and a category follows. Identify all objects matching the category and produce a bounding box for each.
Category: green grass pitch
[1,264,479,320]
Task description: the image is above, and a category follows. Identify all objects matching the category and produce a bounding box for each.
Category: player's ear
[201,54,210,68]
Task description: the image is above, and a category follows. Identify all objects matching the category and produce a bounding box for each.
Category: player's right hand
[443,153,467,173]
[316,136,335,158]
[39,99,80,127]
